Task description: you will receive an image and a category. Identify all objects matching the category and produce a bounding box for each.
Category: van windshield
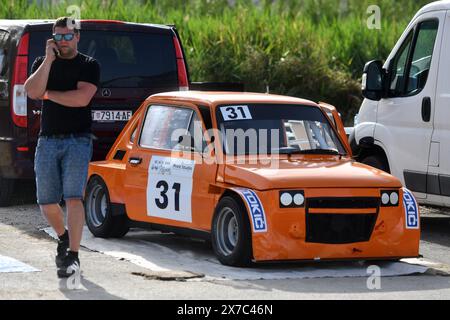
[28,30,178,88]
[215,104,346,156]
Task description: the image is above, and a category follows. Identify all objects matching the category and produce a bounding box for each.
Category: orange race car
[85,91,420,266]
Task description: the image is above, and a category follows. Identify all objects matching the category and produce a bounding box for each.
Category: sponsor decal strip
[403,187,419,229]
[232,188,267,233]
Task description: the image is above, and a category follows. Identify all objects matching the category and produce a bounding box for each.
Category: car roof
[148,91,319,107]
[0,19,173,31]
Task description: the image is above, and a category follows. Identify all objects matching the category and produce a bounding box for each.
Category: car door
[375,11,444,199]
[123,103,218,230]
[431,10,450,207]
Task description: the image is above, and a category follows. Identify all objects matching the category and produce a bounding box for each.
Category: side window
[390,31,414,94]
[130,125,138,144]
[405,20,438,93]
[389,19,439,96]
[188,112,207,153]
[0,48,5,76]
[139,105,193,150]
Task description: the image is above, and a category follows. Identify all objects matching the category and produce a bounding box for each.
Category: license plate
[92,110,132,122]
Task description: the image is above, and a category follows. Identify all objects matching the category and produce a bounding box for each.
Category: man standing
[24,17,100,278]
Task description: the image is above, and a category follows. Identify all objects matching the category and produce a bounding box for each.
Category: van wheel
[0,177,14,207]
[212,196,252,267]
[361,154,389,173]
[85,176,129,238]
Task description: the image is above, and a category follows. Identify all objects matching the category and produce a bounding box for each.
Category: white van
[351,1,450,208]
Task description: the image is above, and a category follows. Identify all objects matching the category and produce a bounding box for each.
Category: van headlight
[381,190,399,206]
[280,190,305,208]
[354,113,359,126]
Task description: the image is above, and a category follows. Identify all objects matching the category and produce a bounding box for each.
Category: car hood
[223,158,401,190]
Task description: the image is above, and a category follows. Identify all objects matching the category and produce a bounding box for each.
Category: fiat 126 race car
[84,91,420,266]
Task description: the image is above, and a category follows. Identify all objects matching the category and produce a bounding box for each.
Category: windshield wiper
[297,148,341,155]
[275,147,343,155]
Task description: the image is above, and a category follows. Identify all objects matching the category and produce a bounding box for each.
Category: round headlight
[280,193,293,206]
[293,193,304,206]
[381,193,390,205]
[390,192,399,205]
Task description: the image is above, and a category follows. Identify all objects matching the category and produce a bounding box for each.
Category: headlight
[380,190,399,206]
[280,192,293,206]
[280,190,305,208]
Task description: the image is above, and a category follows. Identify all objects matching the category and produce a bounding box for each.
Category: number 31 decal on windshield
[220,105,252,121]
[147,156,195,223]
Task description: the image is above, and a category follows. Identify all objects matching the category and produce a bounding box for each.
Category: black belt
[40,133,93,139]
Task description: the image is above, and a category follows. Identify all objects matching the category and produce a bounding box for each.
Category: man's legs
[40,204,66,237]
[35,137,69,270]
[66,199,85,252]
[56,135,92,278]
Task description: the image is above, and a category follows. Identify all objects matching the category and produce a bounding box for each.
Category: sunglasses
[52,33,76,42]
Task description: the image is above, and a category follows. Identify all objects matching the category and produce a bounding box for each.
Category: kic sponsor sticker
[233,188,267,233]
[403,188,419,229]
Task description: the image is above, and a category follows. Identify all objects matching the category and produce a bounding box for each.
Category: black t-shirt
[31,53,100,136]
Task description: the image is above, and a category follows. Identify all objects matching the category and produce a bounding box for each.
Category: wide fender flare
[229,187,268,234]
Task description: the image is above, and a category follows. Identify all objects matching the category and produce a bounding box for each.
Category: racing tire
[85,176,129,238]
[212,196,253,267]
[0,177,14,207]
[361,154,389,173]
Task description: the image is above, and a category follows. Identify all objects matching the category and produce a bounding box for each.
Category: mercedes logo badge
[102,88,111,97]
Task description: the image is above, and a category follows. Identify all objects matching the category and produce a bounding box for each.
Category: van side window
[405,20,438,94]
[0,49,5,76]
[390,31,413,94]
[389,20,439,96]
[139,105,193,150]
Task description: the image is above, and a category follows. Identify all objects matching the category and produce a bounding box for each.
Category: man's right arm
[24,39,57,99]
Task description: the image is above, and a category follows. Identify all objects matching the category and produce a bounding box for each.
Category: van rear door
[27,22,183,160]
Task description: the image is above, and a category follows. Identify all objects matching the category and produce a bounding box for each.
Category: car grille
[305,197,380,244]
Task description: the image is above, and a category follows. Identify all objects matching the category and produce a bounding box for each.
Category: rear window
[28,30,178,88]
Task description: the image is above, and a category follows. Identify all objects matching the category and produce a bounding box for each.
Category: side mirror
[362,60,385,101]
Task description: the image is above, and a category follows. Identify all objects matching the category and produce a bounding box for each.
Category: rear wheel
[0,177,14,207]
[85,176,129,238]
[361,154,389,173]
[212,196,252,267]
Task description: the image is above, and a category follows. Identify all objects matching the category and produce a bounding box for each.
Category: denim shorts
[34,134,93,205]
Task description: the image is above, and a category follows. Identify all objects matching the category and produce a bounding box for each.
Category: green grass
[0,0,435,124]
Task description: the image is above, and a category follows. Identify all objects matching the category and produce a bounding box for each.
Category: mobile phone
[53,48,60,56]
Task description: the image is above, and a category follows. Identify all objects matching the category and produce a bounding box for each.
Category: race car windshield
[215,104,346,156]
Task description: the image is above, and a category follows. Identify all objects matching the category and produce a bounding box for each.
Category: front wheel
[85,176,129,238]
[211,196,252,267]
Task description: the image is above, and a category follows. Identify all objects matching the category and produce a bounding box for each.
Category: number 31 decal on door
[147,156,195,222]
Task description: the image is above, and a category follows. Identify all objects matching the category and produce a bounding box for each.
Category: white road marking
[0,255,40,273]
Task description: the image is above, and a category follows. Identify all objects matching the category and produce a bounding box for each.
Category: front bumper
[244,188,420,262]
